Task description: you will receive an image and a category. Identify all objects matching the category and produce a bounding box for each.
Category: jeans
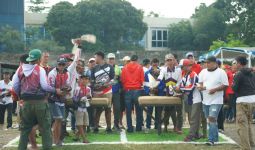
[112,92,121,126]
[125,90,143,132]
[203,104,222,142]
[0,103,13,128]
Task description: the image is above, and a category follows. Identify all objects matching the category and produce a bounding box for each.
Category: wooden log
[90,97,111,107]
[138,96,181,106]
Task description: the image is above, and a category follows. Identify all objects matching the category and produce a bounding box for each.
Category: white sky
[32,0,216,18]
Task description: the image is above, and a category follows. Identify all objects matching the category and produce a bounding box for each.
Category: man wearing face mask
[198,56,228,146]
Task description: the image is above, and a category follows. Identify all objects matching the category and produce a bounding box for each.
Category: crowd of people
[0,47,255,150]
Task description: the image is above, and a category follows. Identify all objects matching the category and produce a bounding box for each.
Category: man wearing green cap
[12,49,63,150]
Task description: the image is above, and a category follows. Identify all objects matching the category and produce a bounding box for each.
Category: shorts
[75,110,89,126]
[51,103,65,120]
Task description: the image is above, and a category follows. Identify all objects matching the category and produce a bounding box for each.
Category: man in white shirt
[198,56,228,146]
[232,56,255,150]
[0,72,13,130]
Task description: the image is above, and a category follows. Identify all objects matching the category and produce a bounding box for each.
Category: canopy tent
[199,47,255,67]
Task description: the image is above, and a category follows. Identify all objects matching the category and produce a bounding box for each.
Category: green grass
[126,128,226,142]
[4,144,241,150]
[14,128,226,145]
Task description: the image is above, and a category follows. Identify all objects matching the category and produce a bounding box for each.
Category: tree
[167,21,194,50]
[212,0,255,46]
[192,4,226,51]
[209,34,248,50]
[29,40,66,53]
[0,26,24,52]
[28,0,48,13]
[46,0,147,51]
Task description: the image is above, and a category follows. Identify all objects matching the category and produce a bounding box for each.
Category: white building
[142,17,190,51]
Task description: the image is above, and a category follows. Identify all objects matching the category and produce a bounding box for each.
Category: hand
[174,86,181,93]
[197,86,206,91]
[56,89,64,96]
[209,88,217,95]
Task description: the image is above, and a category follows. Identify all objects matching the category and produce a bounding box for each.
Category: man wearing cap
[48,57,71,146]
[198,56,228,146]
[121,55,144,132]
[177,59,203,141]
[12,49,63,150]
[85,58,96,78]
[107,53,122,130]
[91,51,115,133]
[157,53,183,134]
[186,52,202,74]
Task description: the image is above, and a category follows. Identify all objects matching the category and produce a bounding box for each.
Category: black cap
[57,57,68,64]
[131,55,138,61]
[80,72,90,78]
[206,56,217,62]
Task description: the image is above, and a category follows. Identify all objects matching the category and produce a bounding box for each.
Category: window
[151,29,168,48]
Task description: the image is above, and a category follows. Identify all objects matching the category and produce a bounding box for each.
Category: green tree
[28,0,48,13]
[46,0,147,51]
[212,0,255,46]
[167,21,194,50]
[0,26,24,52]
[29,40,65,53]
[209,34,248,50]
[192,4,226,51]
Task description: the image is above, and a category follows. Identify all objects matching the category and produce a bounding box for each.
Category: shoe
[174,128,183,134]
[184,135,196,142]
[83,139,90,144]
[106,128,113,134]
[112,125,121,132]
[93,128,99,134]
[127,128,134,133]
[219,129,224,134]
[252,119,255,124]
[206,141,214,146]
[119,125,126,129]
[56,141,63,147]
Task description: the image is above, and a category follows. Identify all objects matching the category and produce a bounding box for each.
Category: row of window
[151,29,168,48]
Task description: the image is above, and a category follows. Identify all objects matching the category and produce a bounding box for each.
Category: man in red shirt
[121,55,144,133]
[186,52,202,74]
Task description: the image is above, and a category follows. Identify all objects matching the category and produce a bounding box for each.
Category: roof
[24,12,47,25]
[143,16,192,28]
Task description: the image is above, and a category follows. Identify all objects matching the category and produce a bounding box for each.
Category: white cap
[88,58,95,62]
[186,52,194,58]
[122,56,130,61]
[107,53,116,59]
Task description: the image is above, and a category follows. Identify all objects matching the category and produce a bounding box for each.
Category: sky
[30,0,216,18]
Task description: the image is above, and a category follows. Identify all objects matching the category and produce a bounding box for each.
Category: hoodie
[121,62,144,91]
[232,67,255,98]
[12,64,56,100]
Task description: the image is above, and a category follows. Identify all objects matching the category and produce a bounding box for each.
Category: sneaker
[119,125,126,129]
[127,128,134,133]
[93,128,99,134]
[206,141,214,146]
[219,129,224,134]
[106,128,113,134]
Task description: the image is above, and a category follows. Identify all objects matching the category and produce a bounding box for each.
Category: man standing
[48,57,71,146]
[121,55,144,133]
[107,53,122,131]
[232,56,255,150]
[40,52,51,75]
[0,72,13,130]
[198,56,228,146]
[91,51,114,133]
[12,49,63,150]
[157,54,182,133]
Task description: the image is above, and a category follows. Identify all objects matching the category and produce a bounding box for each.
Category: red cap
[180,59,192,67]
